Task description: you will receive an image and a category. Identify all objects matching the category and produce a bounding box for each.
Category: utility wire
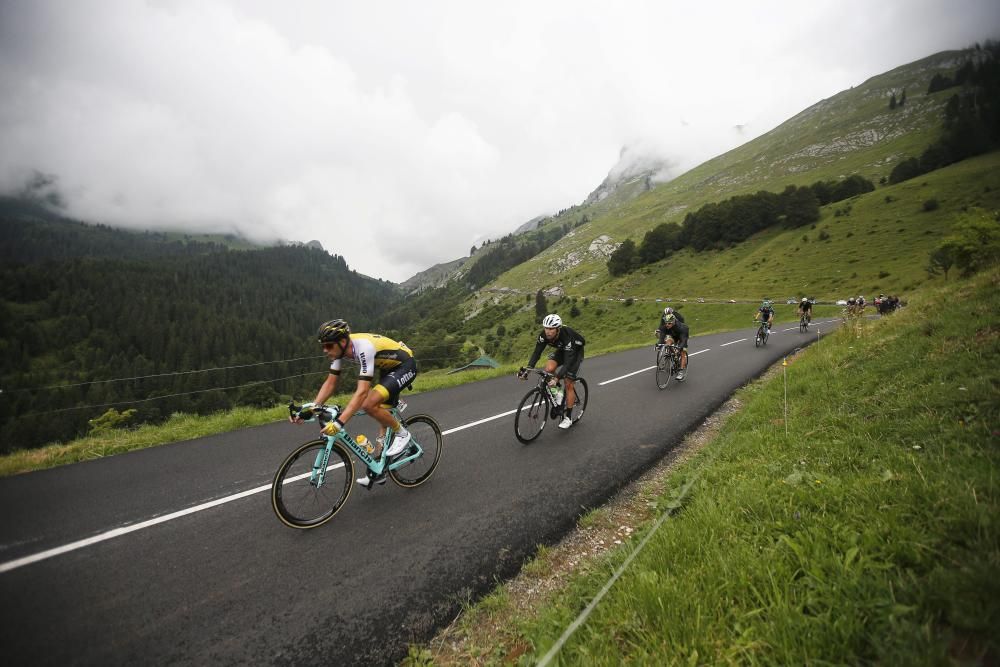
[2,355,325,393]
[15,371,329,418]
[3,342,478,393]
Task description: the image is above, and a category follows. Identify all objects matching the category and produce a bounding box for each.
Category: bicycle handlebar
[288,401,340,424]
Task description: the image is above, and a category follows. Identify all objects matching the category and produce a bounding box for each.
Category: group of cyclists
[294,294,821,487]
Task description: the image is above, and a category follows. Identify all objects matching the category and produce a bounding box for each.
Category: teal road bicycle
[272,401,443,529]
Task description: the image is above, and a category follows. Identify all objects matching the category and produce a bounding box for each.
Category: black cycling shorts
[371,357,418,405]
[547,348,584,380]
[664,335,689,350]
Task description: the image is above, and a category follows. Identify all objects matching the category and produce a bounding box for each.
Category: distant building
[447,355,500,374]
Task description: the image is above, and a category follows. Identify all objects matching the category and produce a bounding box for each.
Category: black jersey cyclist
[659,306,685,327]
[293,319,418,487]
[797,297,812,324]
[755,298,775,331]
[518,313,585,429]
[657,313,690,380]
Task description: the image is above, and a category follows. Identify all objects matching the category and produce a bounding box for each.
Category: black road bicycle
[514,369,589,444]
[754,320,770,347]
[655,343,685,389]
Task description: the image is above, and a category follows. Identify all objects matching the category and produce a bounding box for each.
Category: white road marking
[720,338,747,346]
[598,349,710,386]
[599,366,655,386]
[0,406,528,574]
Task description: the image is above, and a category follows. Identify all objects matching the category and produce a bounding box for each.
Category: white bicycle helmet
[542,313,562,328]
[663,306,674,316]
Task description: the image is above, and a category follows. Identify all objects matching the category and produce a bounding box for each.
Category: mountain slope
[490,49,971,296]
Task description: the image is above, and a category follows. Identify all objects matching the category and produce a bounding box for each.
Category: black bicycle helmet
[317,319,351,343]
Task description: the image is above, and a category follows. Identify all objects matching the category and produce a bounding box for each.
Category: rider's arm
[335,378,372,426]
[313,373,338,406]
[526,337,546,368]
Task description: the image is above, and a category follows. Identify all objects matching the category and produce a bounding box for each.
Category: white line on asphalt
[598,349,710,386]
[0,406,530,574]
[442,409,518,435]
[0,338,765,574]
[0,485,271,574]
[598,366,655,386]
[720,338,747,346]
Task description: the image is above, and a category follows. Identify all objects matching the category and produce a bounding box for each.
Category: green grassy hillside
[452,151,1000,365]
[487,49,974,300]
[419,267,1000,665]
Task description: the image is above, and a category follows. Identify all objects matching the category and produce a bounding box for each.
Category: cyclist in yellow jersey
[292,319,418,487]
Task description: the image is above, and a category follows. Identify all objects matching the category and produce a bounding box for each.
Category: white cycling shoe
[385,428,411,457]
[558,416,573,429]
[356,472,386,488]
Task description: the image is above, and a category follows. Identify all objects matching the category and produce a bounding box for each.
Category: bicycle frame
[309,406,424,487]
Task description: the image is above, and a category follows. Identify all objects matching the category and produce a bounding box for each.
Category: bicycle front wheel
[655,353,672,389]
[272,439,353,529]
[569,378,589,424]
[389,414,443,488]
[515,388,547,444]
[754,330,763,347]
[799,318,807,333]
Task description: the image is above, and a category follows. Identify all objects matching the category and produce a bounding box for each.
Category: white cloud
[1,0,998,280]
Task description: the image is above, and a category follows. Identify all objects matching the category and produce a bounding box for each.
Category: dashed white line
[720,338,747,346]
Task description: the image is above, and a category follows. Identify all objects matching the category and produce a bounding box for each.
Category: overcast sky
[1,1,997,282]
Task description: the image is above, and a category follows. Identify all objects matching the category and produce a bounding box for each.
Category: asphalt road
[0,319,837,666]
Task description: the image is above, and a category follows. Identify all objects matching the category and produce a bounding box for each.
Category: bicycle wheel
[515,388,547,444]
[569,378,589,424]
[389,414,443,488]
[272,439,353,529]
[655,352,672,389]
[754,329,763,347]
[799,317,807,333]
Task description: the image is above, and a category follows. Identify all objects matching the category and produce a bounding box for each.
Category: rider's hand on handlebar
[517,367,529,380]
[321,418,343,436]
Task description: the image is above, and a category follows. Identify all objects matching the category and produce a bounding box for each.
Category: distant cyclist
[754,298,775,332]
[293,319,417,487]
[659,306,685,326]
[797,297,812,325]
[657,313,689,380]
[518,314,585,429]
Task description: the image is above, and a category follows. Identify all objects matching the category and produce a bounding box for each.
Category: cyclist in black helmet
[293,319,418,488]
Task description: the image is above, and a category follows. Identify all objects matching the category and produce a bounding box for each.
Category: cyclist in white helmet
[518,313,586,429]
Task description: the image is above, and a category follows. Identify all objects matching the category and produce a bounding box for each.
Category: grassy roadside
[0,308,830,477]
[413,269,999,665]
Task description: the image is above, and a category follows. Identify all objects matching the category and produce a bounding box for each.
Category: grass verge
[411,268,1000,665]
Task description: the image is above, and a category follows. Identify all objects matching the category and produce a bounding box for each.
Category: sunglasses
[322,342,339,350]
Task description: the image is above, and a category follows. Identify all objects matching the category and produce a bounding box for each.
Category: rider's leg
[564,379,576,410]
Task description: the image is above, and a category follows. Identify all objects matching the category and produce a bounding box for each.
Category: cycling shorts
[664,335,689,350]
[547,347,584,380]
[370,357,418,406]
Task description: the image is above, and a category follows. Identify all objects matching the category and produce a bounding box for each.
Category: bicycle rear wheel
[272,439,353,529]
[569,378,589,424]
[389,414,443,488]
[799,317,807,333]
[754,329,763,347]
[515,388,547,443]
[655,353,673,389]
